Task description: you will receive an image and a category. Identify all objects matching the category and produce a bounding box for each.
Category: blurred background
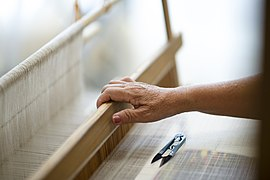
[0,0,264,89]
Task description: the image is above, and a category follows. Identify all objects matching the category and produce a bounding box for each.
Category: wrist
[164,86,193,116]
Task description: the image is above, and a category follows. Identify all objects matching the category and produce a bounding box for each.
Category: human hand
[96,77,180,125]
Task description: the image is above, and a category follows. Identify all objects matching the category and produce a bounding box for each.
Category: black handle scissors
[151,133,186,167]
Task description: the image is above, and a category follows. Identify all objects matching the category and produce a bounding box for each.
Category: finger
[112,108,141,124]
[102,77,134,93]
[108,80,128,84]
[97,87,131,108]
[96,92,111,108]
[101,83,125,93]
[121,76,134,82]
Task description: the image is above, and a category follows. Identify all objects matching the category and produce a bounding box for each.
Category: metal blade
[159,155,172,167]
[151,153,162,164]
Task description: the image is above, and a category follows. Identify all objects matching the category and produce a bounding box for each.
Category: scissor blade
[159,155,172,167]
[151,153,162,164]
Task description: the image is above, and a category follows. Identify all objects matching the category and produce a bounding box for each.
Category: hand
[97,74,262,123]
[96,77,180,125]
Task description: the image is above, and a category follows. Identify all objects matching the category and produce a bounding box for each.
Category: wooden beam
[162,0,173,40]
[30,35,182,180]
[160,0,180,87]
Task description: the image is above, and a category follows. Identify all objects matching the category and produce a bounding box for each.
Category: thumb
[112,109,140,125]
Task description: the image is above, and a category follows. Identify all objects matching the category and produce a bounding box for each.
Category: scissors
[151,133,186,167]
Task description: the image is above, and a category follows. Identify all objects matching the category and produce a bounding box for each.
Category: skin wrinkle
[107,80,177,122]
[97,74,262,124]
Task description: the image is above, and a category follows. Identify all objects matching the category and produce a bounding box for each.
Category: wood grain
[30,35,182,179]
[158,0,179,88]
[91,113,259,179]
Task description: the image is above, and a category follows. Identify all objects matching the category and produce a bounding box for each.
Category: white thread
[0,1,120,178]
[0,90,95,179]
[0,28,85,179]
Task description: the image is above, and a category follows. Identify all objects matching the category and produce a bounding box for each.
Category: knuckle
[123,110,133,123]
[122,76,133,82]
[103,88,111,94]
[109,80,116,84]
[101,86,108,92]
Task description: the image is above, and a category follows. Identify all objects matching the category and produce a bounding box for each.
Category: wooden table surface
[91,112,259,179]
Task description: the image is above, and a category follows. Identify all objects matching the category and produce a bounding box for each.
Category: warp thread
[0,1,120,178]
[0,27,83,179]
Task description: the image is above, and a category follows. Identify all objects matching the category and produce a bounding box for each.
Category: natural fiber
[0,1,119,179]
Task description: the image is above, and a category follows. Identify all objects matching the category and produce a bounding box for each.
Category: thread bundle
[0,1,121,178]
[0,28,83,179]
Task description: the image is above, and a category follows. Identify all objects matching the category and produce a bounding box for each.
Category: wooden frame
[31,34,182,180]
[30,1,182,179]
[159,0,179,87]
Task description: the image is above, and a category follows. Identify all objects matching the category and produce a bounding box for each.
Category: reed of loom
[0,0,182,179]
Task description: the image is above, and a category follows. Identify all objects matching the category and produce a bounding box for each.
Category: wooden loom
[31,1,181,179]
[0,0,260,179]
[0,0,182,179]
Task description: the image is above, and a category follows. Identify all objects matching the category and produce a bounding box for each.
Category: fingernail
[113,115,121,124]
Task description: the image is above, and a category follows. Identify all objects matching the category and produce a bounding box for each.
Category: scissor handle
[158,138,175,154]
[158,133,185,154]
[169,134,186,156]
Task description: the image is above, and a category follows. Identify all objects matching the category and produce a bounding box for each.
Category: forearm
[97,75,262,124]
[172,75,262,119]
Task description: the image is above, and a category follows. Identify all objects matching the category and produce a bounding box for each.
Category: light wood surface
[162,0,173,41]
[91,113,259,179]
[28,2,182,179]
[158,0,179,88]
[30,35,182,179]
